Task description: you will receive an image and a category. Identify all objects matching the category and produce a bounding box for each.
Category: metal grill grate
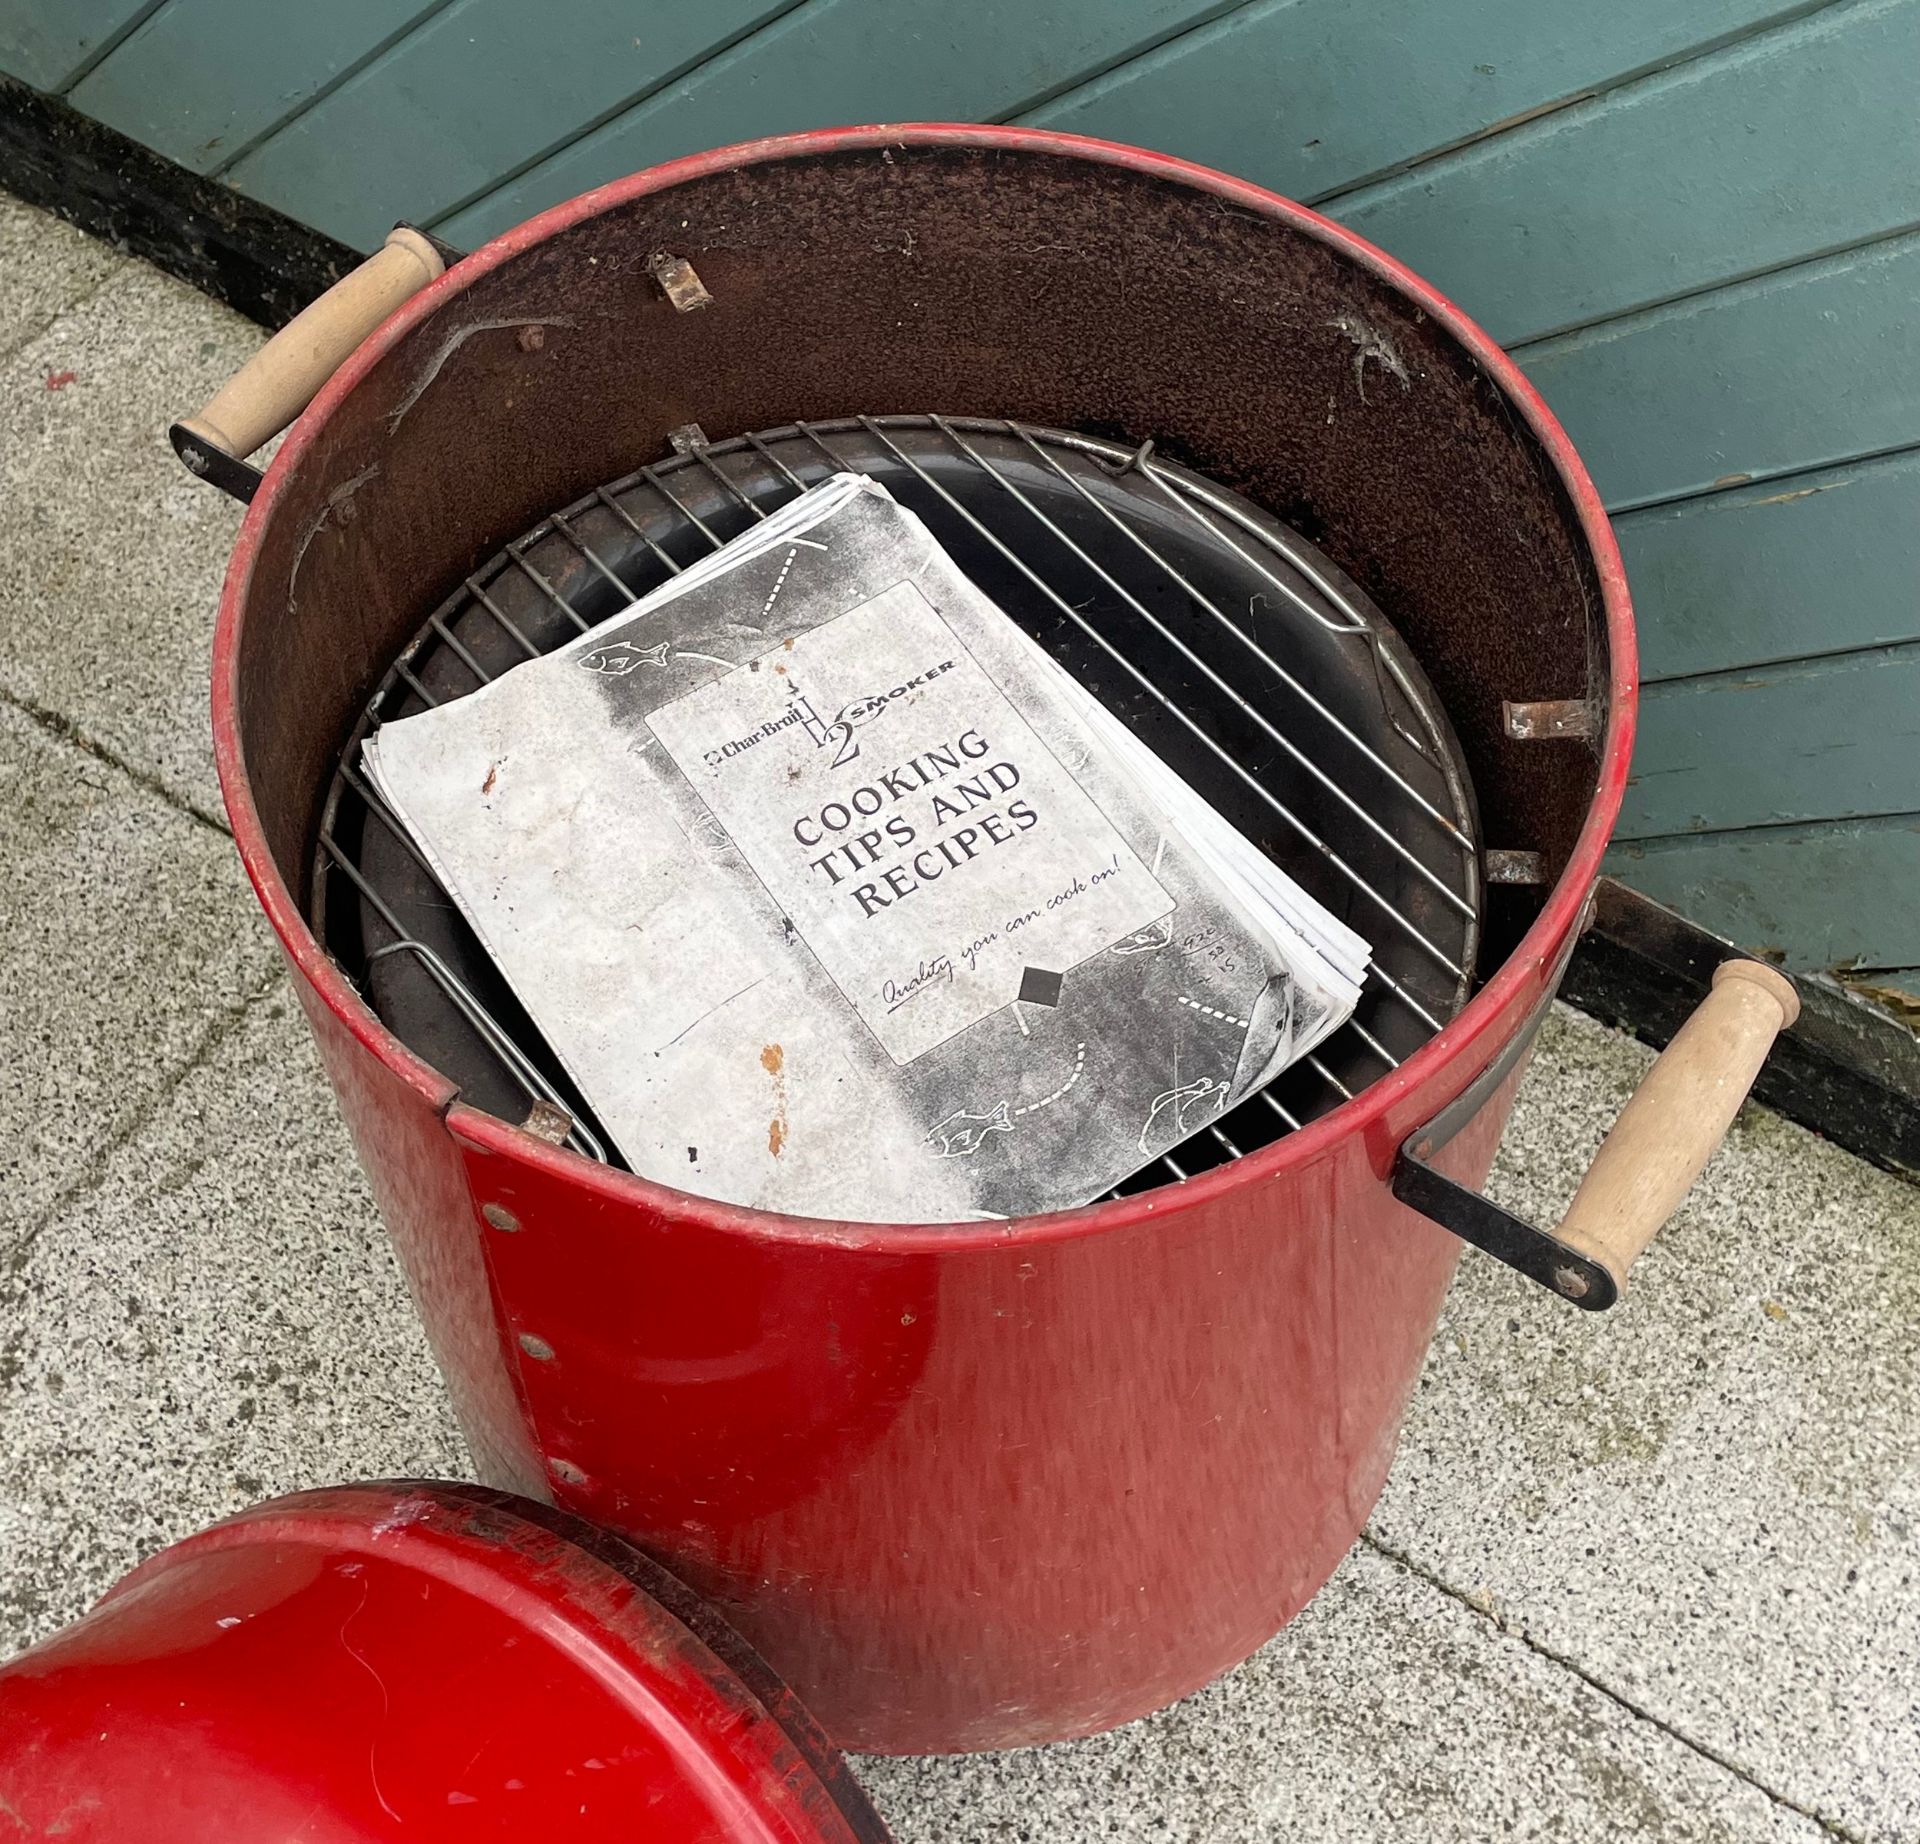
[314,416,1482,1199]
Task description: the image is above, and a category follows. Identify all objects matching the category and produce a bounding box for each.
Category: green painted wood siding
[1025,0,1821,202]
[1611,818,1920,972]
[1612,453,1920,681]
[1329,0,1920,345]
[1623,648,1920,839]
[68,1,447,175]
[5,0,1913,978]
[222,0,806,250]
[1515,232,1920,511]
[0,0,156,94]
[429,0,1250,250]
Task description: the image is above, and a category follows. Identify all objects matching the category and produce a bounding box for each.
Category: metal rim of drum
[208,122,1638,1252]
[313,414,1482,1196]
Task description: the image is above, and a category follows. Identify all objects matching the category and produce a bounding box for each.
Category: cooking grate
[314,415,1482,1200]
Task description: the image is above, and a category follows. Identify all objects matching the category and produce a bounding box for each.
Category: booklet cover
[364,475,1367,1222]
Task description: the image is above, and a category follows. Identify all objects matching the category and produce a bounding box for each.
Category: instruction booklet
[363,474,1369,1222]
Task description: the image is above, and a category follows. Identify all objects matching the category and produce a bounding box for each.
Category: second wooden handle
[1556,959,1799,1291]
[178,227,444,461]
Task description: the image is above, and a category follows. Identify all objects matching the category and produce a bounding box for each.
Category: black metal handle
[1392,1144,1615,1308]
[169,424,264,504]
[1389,1000,1615,1309]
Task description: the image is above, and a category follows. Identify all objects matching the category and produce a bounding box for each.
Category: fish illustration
[1137,1076,1229,1153]
[1110,918,1173,957]
[925,1100,1014,1158]
[579,638,672,676]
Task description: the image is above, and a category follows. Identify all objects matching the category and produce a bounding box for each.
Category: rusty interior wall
[236,143,1608,973]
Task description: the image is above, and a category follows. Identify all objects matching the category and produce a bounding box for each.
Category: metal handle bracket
[1393,1143,1616,1308]
[1390,1006,1614,1307]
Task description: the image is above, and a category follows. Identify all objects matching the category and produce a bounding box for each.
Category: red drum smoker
[172,126,1796,1752]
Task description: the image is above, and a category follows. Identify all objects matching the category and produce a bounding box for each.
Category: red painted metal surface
[451,1063,1528,1750]
[0,1484,890,1842]
[206,127,1637,1751]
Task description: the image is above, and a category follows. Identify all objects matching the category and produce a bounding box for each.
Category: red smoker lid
[0,1482,892,1843]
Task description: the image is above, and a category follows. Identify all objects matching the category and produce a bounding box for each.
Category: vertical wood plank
[0,0,160,94]
[1333,0,1920,345]
[69,0,446,176]
[1027,0,1806,208]
[222,0,802,250]
[1518,231,1920,510]
[1616,450,1920,682]
[432,0,1247,250]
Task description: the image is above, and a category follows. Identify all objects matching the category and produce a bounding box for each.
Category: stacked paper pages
[364,474,1370,1222]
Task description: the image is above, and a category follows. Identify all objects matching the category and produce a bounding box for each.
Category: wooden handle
[1556,959,1799,1293]
[177,227,443,460]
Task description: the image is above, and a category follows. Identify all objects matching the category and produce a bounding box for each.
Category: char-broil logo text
[817,659,958,768]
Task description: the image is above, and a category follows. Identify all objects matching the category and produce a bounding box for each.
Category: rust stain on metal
[522,1099,573,1145]
[1713,472,1754,489]
[1503,697,1594,741]
[648,251,714,312]
[1552,1265,1591,1301]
